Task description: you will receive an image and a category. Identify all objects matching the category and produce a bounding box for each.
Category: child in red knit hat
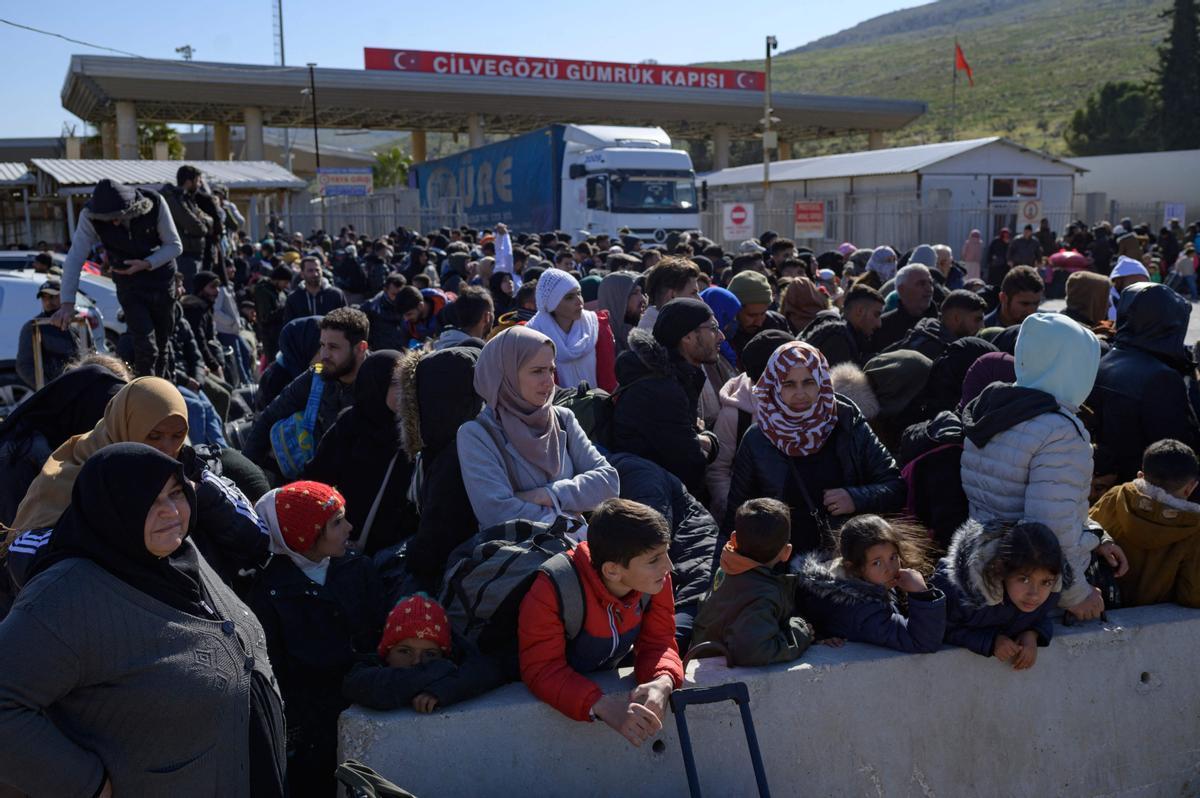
[248,481,387,798]
[342,594,508,714]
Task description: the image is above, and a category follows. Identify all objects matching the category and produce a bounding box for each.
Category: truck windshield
[609,173,697,213]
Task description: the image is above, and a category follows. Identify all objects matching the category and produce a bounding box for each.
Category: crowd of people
[1,163,1200,796]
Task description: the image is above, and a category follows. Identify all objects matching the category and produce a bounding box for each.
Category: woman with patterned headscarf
[721,341,904,556]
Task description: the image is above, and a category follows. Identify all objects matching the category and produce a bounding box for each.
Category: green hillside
[704,0,1171,157]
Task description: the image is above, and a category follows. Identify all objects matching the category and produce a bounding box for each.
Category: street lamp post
[305,63,324,232]
[763,36,778,217]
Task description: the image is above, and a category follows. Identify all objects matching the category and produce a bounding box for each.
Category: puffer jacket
[1090,479,1200,608]
[707,373,755,521]
[517,542,684,722]
[723,395,905,542]
[611,327,715,498]
[801,310,871,367]
[960,383,1096,607]
[1090,283,1200,481]
[609,453,717,646]
[930,519,1061,657]
[794,555,946,653]
[691,544,812,666]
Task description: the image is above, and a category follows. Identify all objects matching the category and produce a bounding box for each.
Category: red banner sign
[364,48,765,91]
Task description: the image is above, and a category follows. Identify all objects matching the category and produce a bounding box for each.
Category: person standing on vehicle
[16,278,94,388]
[53,179,182,379]
[161,165,212,291]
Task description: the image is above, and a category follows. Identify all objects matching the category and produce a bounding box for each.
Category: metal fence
[281,187,422,238]
[1072,194,1181,229]
[701,187,1077,255]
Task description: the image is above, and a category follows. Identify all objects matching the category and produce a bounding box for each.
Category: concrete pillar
[243,107,265,160]
[115,100,138,160]
[778,140,793,161]
[65,137,82,160]
[411,130,427,164]
[712,124,731,172]
[100,121,117,159]
[153,141,170,160]
[868,131,884,151]
[467,114,484,148]
[214,122,231,161]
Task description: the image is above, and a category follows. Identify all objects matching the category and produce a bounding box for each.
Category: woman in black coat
[722,341,904,557]
[303,349,413,556]
[395,345,483,593]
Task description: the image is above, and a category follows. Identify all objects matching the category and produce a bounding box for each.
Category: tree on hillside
[372,146,412,189]
[1157,0,1200,150]
[1064,81,1157,156]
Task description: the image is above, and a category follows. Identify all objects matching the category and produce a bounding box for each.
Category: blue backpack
[269,366,325,480]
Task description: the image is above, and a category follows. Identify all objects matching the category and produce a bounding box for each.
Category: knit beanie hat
[192,270,220,295]
[1110,255,1149,280]
[378,594,452,658]
[742,329,796,382]
[275,481,345,553]
[535,268,580,314]
[579,273,603,303]
[653,297,713,349]
[728,270,773,307]
[863,350,933,418]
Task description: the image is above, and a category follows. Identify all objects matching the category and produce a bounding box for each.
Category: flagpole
[951,39,958,141]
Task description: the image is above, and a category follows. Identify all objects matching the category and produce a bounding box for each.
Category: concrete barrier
[340,605,1200,796]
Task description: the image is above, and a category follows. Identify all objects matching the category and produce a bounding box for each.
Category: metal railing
[282,187,423,238]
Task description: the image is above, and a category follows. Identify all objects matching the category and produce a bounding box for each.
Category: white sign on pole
[1164,203,1186,228]
[723,202,755,241]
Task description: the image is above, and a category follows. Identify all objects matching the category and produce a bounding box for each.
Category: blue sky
[0,0,923,137]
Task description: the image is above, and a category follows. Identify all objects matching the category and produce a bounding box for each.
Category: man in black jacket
[1091,282,1200,481]
[873,264,937,351]
[16,279,93,388]
[611,298,722,499]
[54,179,183,378]
[284,255,346,322]
[160,165,211,291]
[801,285,884,367]
[362,279,421,352]
[243,307,370,473]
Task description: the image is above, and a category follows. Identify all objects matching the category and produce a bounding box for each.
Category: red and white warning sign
[722,202,756,241]
[793,200,825,239]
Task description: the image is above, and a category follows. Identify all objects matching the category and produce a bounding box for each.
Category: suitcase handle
[669,682,770,798]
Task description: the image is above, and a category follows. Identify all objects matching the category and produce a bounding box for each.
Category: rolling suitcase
[669,681,771,798]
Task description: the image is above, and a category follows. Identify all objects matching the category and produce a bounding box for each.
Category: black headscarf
[29,442,207,616]
[275,315,322,380]
[352,350,403,435]
[924,337,999,416]
[0,364,126,450]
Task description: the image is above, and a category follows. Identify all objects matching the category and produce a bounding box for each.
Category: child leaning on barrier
[518,498,684,748]
[931,520,1065,671]
[342,594,508,713]
[690,498,814,666]
[1090,439,1200,608]
[794,515,946,653]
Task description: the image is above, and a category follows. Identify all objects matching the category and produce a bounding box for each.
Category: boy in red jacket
[519,498,685,747]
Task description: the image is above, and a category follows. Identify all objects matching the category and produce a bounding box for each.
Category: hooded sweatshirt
[707,373,756,520]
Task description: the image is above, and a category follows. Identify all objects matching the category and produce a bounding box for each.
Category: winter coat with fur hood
[1090,479,1200,608]
[930,520,1061,657]
[794,555,946,653]
[395,346,482,593]
[611,327,715,498]
[960,383,1096,608]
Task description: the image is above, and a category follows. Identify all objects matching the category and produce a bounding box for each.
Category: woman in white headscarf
[526,269,599,389]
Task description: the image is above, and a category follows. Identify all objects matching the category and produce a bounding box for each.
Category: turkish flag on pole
[954,41,974,87]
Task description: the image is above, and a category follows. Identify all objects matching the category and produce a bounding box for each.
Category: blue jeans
[178,385,228,447]
[1184,274,1198,301]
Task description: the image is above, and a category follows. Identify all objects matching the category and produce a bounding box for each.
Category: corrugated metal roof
[0,162,34,185]
[31,159,306,192]
[704,137,1081,186]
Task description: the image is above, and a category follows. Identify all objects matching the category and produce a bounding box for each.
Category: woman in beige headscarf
[9,377,189,535]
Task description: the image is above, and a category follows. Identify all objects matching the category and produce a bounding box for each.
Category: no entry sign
[723,202,756,241]
[364,48,765,91]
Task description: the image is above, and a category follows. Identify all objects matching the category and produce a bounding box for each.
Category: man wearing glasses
[610,297,724,501]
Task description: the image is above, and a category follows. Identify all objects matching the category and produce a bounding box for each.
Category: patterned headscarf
[753,341,838,457]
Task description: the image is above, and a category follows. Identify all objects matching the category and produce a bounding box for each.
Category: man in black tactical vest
[54,179,184,378]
